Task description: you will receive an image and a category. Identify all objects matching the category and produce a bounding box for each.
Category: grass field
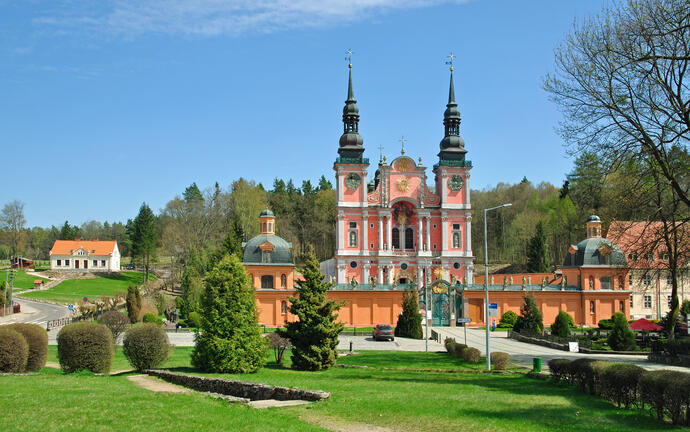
[2,269,49,290]
[18,272,153,304]
[0,348,673,432]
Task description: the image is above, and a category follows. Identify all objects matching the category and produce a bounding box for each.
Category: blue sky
[1,0,606,227]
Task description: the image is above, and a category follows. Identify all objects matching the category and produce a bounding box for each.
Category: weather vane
[378,143,385,162]
[399,136,407,155]
[345,49,353,68]
[445,52,455,71]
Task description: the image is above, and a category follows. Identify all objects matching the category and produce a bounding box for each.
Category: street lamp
[484,203,512,370]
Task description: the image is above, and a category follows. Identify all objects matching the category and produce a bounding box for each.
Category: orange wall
[246,265,295,290]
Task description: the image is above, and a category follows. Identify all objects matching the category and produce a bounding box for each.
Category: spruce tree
[191,254,267,373]
[131,203,158,282]
[278,250,344,371]
[514,294,543,334]
[395,290,423,339]
[125,284,142,323]
[527,221,551,273]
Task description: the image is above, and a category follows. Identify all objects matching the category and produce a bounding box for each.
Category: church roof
[562,237,627,267]
[242,234,294,265]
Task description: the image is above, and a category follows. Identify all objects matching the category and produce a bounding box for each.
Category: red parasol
[629,318,663,331]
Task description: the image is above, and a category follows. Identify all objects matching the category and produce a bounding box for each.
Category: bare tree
[0,200,26,256]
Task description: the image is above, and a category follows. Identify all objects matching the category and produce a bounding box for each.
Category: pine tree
[278,250,344,371]
[131,203,158,282]
[191,254,267,373]
[395,290,423,339]
[527,221,551,273]
[514,294,543,334]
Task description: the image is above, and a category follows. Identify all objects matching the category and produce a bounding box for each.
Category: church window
[452,223,460,230]
[600,276,612,290]
[400,263,408,270]
[392,228,400,249]
[433,224,437,229]
[453,262,460,270]
[405,227,414,249]
[261,275,274,289]
[452,232,460,248]
[281,274,287,288]
[349,230,358,247]
[262,250,272,263]
[268,222,272,232]
[349,222,357,228]
[350,261,358,269]
[370,223,374,228]
[281,301,287,315]
[433,244,437,250]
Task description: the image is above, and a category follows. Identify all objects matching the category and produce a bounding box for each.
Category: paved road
[0,298,68,327]
[435,326,689,371]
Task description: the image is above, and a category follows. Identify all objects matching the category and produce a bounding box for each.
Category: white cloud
[32,0,469,37]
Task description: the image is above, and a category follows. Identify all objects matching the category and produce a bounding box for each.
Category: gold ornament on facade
[433,266,444,279]
[397,177,410,192]
[397,158,411,172]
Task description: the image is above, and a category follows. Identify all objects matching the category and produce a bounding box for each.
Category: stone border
[144,370,330,402]
[508,330,648,355]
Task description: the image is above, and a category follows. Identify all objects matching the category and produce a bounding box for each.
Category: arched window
[261,275,274,289]
[452,232,460,248]
[600,276,612,290]
[392,228,400,249]
[349,230,358,247]
[281,274,287,288]
[261,250,272,263]
[405,227,414,249]
[281,301,287,315]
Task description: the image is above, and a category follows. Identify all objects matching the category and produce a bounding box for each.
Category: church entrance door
[430,280,450,326]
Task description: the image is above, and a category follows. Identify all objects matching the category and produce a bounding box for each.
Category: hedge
[490,352,510,370]
[5,323,48,371]
[547,358,572,384]
[57,322,113,374]
[600,363,645,409]
[123,323,170,371]
[462,347,481,363]
[570,358,611,395]
[0,328,28,373]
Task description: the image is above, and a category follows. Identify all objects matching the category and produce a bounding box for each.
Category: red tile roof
[50,240,117,256]
[606,221,688,269]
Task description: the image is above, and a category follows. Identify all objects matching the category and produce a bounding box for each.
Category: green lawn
[19,272,153,304]
[5,347,672,431]
[2,269,49,290]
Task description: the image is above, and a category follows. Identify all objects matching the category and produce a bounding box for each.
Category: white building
[50,239,120,272]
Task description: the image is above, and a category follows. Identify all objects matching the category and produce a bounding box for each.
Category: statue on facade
[561,276,567,290]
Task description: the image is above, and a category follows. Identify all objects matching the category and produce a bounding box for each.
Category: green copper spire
[438,69,466,162]
[448,70,456,104]
[339,63,364,159]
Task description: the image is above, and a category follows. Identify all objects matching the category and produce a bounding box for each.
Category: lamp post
[484,203,511,370]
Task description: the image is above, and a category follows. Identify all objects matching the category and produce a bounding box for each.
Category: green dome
[243,234,293,265]
[259,209,274,217]
[586,215,601,223]
[562,238,627,267]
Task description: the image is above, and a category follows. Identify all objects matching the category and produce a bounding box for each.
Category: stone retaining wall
[145,370,330,402]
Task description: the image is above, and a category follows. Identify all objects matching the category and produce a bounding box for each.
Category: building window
[370,223,374,228]
[261,275,274,289]
[262,250,272,263]
[281,301,287,315]
[452,223,460,230]
[453,262,460,270]
[668,296,672,309]
[642,274,651,285]
[57,259,61,266]
[281,274,287,288]
[667,275,673,285]
[370,243,374,249]
[350,261,358,269]
[101,260,106,267]
[349,231,358,247]
[405,227,414,249]
[630,295,633,308]
[392,228,400,249]
[93,260,98,267]
[629,275,633,285]
[644,295,652,308]
[590,301,595,314]
[619,301,624,312]
[600,277,612,290]
[400,263,408,270]
[433,244,437,250]
[65,259,70,266]
[349,222,357,229]
[452,232,460,248]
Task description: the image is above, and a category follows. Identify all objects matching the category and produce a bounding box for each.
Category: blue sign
[456,317,471,324]
[68,304,74,311]
[489,303,498,310]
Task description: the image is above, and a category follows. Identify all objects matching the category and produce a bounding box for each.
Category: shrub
[490,352,510,370]
[126,284,142,323]
[98,310,130,344]
[639,370,684,421]
[450,343,467,358]
[5,323,48,371]
[267,332,291,365]
[57,322,113,374]
[663,373,690,425]
[395,290,423,339]
[186,311,202,328]
[600,363,645,409]
[142,312,162,325]
[0,328,28,373]
[498,310,518,328]
[444,338,455,353]
[551,311,574,338]
[513,294,543,335]
[608,312,636,351]
[570,358,611,395]
[122,323,171,371]
[462,347,481,363]
[663,338,690,356]
[548,358,572,383]
[598,319,614,330]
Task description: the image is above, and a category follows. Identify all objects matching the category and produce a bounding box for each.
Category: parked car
[372,324,394,341]
[125,264,135,270]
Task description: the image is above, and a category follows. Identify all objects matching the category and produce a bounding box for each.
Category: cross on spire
[399,136,406,155]
[445,52,455,72]
[378,143,385,162]
[345,48,353,69]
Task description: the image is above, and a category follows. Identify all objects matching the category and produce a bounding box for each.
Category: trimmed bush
[663,373,690,425]
[548,358,572,383]
[600,363,645,409]
[462,347,481,363]
[98,310,130,344]
[490,352,510,370]
[0,327,28,373]
[639,370,681,421]
[122,323,171,371]
[663,338,690,356]
[5,323,48,371]
[186,311,202,328]
[57,322,113,374]
[450,343,467,358]
[608,312,636,351]
[597,319,614,330]
[142,312,162,325]
[551,311,574,338]
[498,310,518,328]
[570,358,611,395]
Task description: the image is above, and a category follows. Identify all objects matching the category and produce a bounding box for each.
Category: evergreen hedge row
[548,358,690,425]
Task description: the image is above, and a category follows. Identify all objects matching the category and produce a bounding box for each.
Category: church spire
[438,57,466,164]
[338,54,364,160]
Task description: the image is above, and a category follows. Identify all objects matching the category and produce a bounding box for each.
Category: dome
[242,234,293,265]
[586,215,601,223]
[343,103,359,116]
[439,135,466,150]
[562,238,627,267]
[259,209,274,217]
[339,132,364,148]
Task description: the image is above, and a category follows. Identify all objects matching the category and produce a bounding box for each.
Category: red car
[372,324,394,341]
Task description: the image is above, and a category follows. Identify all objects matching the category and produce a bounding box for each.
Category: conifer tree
[527,221,551,273]
[395,290,423,339]
[191,254,267,373]
[279,250,344,371]
[608,312,636,351]
[131,203,158,282]
[514,294,543,334]
[125,284,142,323]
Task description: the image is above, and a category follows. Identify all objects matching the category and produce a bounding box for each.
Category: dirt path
[127,374,191,393]
[298,413,400,432]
